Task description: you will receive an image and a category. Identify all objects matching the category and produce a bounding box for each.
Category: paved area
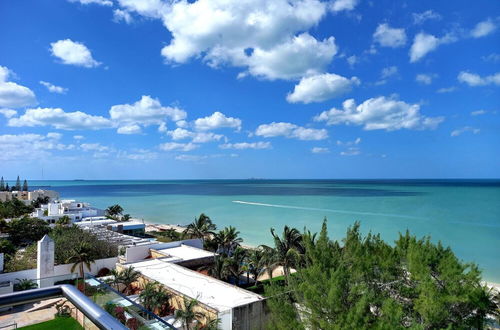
[0,298,62,328]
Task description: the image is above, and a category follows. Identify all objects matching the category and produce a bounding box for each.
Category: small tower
[37,235,55,288]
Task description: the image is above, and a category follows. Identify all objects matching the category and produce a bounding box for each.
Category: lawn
[19,317,83,330]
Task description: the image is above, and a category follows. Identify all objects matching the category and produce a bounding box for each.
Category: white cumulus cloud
[458,71,500,87]
[314,96,444,131]
[50,39,101,68]
[68,0,113,6]
[0,133,74,161]
[194,111,242,131]
[470,19,497,38]
[8,107,112,130]
[409,32,457,62]
[286,73,359,104]
[330,0,359,12]
[110,95,187,133]
[167,128,223,143]
[373,24,407,48]
[0,108,17,118]
[255,122,328,140]
[113,9,134,24]
[40,81,68,94]
[117,124,142,134]
[416,73,437,85]
[0,66,37,108]
[412,10,442,25]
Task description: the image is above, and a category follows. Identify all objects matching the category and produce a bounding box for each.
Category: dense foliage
[51,225,118,265]
[7,216,50,245]
[0,199,34,219]
[265,221,498,329]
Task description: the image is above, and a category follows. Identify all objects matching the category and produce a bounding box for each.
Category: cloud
[255,122,328,140]
[0,66,37,108]
[50,39,101,68]
[73,135,84,140]
[8,107,112,130]
[470,19,497,38]
[68,0,113,6]
[381,66,398,79]
[219,141,271,149]
[373,23,407,48]
[80,143,110,152]
[340,147,360,156]
[113,9,134,24]
[110,95,187,132]
[409,32,456,62]
[336,137,361,146]
[0,108,17,118]
[117,124,142,134]
[0,133,74,161]
[330,0,359,12]
[470,110,487,116]
[40,81,68,94]
[159,142,199,151]
[167,128,224,143]
[313,96,444,131]
[416,73,437,85]
[347,55,358,67]
[451,126,480,137]
[436,86,456,93]
[236,33,337,80]
[286,73,359,104]
[119,0,339,81]
[412,10,442,25]
[482,53,500,62]
[193,111,242,131]
[121,150,158,161]
[311,147,329,153]
[458,71,500,87]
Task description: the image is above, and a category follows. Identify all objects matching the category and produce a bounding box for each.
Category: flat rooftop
[128,258,263,312]
[153,244,215,261]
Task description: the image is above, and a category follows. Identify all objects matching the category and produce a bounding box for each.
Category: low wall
[0,257,118,284]
[124,239,203,263]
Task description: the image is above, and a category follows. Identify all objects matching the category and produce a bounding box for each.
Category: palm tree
[106,204,123,218]
[262,226,304,282]
[175,297,204,330]
[226,247,247,285]
[111,266,141,294]
[246,249,265,285]
[259,245,277,280]
[201,317,221,330]
[139,281,171,315]
[203,255,232,281]
[14,278,37,291]
[213,226,242,255]
[183,213,216,240]
[56,215,71,226]
[65,242,95,279]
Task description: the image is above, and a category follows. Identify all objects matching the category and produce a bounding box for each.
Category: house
[31,199,105,223]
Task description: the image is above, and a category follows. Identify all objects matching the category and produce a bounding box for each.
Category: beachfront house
[31,199,105,224]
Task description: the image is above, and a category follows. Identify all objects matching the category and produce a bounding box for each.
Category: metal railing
[0,285,126,330]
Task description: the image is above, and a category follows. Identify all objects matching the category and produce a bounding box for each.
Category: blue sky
[0,0,499,179]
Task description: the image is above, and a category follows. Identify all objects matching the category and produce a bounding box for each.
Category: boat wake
[232,200,425,220]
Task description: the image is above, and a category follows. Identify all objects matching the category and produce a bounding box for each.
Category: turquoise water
[26,180,500,282]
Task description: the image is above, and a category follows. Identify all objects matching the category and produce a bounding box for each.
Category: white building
[0,189,59,203]
[31,199,105,223]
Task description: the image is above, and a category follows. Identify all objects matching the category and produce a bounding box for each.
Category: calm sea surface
[27,180,500,282]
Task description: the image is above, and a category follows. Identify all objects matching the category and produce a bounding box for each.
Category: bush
[8,217,50,245]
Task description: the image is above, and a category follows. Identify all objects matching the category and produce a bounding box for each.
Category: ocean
[25,179,500,282]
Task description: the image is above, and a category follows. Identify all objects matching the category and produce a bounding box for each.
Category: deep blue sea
[25,179,500,282]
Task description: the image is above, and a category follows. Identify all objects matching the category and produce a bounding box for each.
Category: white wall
[124,239,203,263]
[0,257,118,284]
[219,310,232,330]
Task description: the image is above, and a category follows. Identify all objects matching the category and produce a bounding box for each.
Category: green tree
[31,196,50,208]
[202,254,232,281]
[56,215,72,226]
[0,239,16,257]
[114,266,141,295]
[8,217,50,245]
[139,281,171,315]
[0,176,4,191]
[105,204,124,218]
[266,220,497,329]
[174,297,204,330]
[246,248,265,285]
[66,242,96,278]
[183,213,216,240]
[0,199,34,219]
[15,176,21,191]
[213,226,242,255]
[22,179,28,192]
[5,183,9,192]
[262,225,304,282]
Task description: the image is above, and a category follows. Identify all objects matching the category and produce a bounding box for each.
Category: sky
[0,0,499,180]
